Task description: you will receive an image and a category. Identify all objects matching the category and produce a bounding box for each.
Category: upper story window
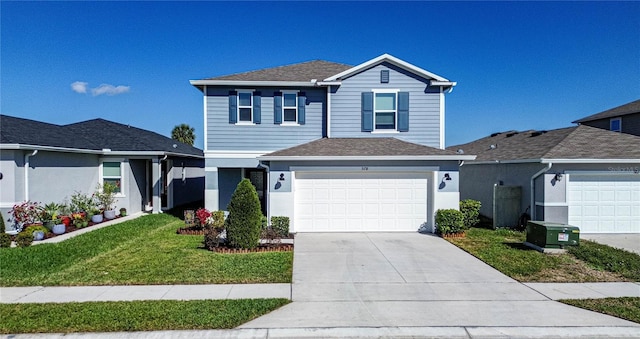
[283,91,298,123]
[610,117,621,132]
[374,91,397,130]
[102,161,123,195]
[238,91,253,122]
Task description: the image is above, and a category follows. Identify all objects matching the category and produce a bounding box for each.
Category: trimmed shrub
[15,232,33,248]
[225,179,263,249]
[203,210,225,250]
[0,233,12,248]
[459,199,481,229]
[0,212,5,232]
[270,216,290,237]
[435,209,464,235]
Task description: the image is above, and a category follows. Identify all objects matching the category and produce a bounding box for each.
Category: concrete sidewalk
[0,284,291,303]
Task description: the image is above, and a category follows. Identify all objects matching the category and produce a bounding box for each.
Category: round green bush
[435,209,465,235]
[225,179,263,249]
[459,199,481,229]
[15,232,33,248]
[0,233,12,248]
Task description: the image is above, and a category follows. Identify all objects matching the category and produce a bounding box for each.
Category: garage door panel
[568,174,640,233]
[294,171,428,232]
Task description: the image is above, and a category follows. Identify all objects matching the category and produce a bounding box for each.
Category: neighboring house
[450,125,640,233]
[190,54,474,233]
[573,99,640,136]
[0,115,204,225]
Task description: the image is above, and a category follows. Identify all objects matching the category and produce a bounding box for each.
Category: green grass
[0,299,290,334]
[0,214,293,286]
[560,297,640,324]
[447,228,639,282]
[568,240,640,281]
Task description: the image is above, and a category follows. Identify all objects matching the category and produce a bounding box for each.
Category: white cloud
[71,81,88,93]
[91,84,131,96]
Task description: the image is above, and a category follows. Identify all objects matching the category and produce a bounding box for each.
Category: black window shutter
[273,92,282,124]
[398,92,409,132]
[298,92,306,125]
[253,91,261,124]
[361,92,373,132]
[228,91,237,124]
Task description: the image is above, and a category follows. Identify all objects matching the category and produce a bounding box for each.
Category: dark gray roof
[573,99,640,123]
[450,125,640,161]
[0,115,202,157]
[264,137,461,157]
[205,60,352,82]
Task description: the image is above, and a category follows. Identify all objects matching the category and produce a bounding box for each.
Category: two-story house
[573,99,640,136]
[190,54,474,233]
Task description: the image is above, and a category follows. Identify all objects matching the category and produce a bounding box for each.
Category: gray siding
[330,63,442,147]
[582,113,640,137]
[0,150,19,223]
[129,159,147,213]
[29,152,100,204]
[205,87,325,151]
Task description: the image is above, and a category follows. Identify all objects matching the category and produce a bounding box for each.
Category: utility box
[526,221,580,249]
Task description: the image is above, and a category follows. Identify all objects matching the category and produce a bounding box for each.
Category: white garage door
[294,171,428,232]
[568,173,640,233]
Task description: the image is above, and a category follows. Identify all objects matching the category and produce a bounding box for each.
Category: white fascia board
[0,143,103,154]
[324,53,449,82]
[189,80,317,87]
[109,151,203,158]
[542,158,640,164]
[204,150,270,158]
[463,159,542,165]
[258,155,476,161]
[316,81,342,86]
[431,80,457,87]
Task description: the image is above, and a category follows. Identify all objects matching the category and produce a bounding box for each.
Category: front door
[245,169,267,216]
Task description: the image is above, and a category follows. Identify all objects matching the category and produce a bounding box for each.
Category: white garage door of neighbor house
[568,173,640,233]
[294,171,429,232]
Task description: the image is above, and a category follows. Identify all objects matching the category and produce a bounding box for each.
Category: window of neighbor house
[610,117,621,132]
[374,92,397,130]
[238,91,253,122]
[283,92,298,123]
[102,161,122,194]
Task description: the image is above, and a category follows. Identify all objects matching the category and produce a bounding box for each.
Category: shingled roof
[260,137,473,160]
[449,125,640,162]
[206,60,352,82]
[0,115,202,157]
[573,99,640,123]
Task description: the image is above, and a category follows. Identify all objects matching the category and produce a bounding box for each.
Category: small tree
[225,179,263,249]
[171,124,196,146]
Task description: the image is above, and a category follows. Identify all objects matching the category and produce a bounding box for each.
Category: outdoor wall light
[554,173,563,182]
[279,173,286,181]
[443,173,452,181]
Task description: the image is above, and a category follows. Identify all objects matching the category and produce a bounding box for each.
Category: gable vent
[380,70,389,83]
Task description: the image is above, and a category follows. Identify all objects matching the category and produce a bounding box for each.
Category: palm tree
[171,124,195,146]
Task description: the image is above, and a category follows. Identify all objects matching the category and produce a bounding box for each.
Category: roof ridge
[206,59,352,80]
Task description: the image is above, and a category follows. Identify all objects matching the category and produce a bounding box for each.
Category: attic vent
[456,149,465,154]
[380,70,389,83]
[530,130,547,137]
[506,132,519,138]
[490,144,497,149]
[490,132,501,137]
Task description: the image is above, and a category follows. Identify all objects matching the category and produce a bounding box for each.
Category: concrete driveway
[241,232,638,329]
[582,233,640,255]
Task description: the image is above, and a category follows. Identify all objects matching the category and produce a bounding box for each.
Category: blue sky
[2,1,639,149]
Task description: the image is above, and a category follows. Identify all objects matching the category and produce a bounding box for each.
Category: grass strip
[0,214,293,286]
[560,297,640,324]
[568,240,640,281]
[0,298,290,334]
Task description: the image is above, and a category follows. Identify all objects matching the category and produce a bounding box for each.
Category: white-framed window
[610,117,622,132]
[374,90,398,130]
[282,91,298,124]
[101,160,125,196]
[237,90,253,123]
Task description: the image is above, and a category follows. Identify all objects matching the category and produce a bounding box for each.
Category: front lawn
[560,297,640,324]
[0,214,293,286]
[0,298,289,334]
[446,228,639,282]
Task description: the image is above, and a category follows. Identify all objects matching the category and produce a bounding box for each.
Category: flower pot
[52,224,66,235]
[44,220,55,231]
[91,214,104,223]
[119,209,127,217]
[104,210,117,220]
[33,230,45,241]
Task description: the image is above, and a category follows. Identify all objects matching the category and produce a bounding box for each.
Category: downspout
[259,161,270,221]
[24,150,38,201]
[530,162,552,221]
[326,85,332,138]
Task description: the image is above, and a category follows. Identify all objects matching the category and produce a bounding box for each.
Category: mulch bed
[41,216,123,240]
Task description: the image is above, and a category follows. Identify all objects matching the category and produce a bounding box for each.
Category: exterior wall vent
[380,70,389,83]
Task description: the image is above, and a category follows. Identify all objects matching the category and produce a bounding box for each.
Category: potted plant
[94,182,118,220]
[22,224,49,241]
[71,212,89,228]
[42,202,63,231]
[9,201,44,233]
[119,207,127,217]
[90,208,103,223]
